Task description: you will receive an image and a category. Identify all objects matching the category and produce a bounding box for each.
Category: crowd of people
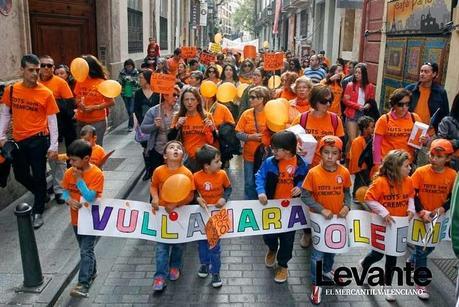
[0,44,458,304]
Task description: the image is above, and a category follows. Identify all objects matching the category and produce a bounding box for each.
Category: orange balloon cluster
[97,80,122,98]
[264,98,289,132]
[160,174,192,205]
[70,58,89,82]
[216,83,237,103]
[201,80,218,98]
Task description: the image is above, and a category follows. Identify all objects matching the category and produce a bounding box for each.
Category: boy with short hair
[80,125,106,167]
[194,144,232,288]
[255,131,308,283]
[302,135,352,305]
[61,139,104,298]
[150,140,195,292]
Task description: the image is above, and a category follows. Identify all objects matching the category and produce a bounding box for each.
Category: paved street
[54,157,457,307]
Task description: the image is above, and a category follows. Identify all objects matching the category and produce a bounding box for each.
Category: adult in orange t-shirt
[168,87,214,172]
[74,55,115,146]
[291,84,345,166]
[275,71,298,101]
[0,54,60,228]
[373,88,423,165]
[287,76,313,124]
[236,86,271,200]
[167,48,184,76]
[320,64,344,116]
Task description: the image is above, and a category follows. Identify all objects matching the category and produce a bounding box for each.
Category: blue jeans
[311,248,335,285]
[410,246,435,281]
[198,240,221,274]
[154,242,185,279]
[243,160,257,200]
[122,96,134,128]
[73,226,97,287]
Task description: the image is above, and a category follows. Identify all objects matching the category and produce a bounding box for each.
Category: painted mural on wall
[387,0,452,35]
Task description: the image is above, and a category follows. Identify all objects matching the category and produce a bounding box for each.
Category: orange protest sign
[150,73,176,95]
[264,52,284,71]
[200,53,217,65]
[243,45,257,59]
[181,46,197,59]
[205,208,230,248]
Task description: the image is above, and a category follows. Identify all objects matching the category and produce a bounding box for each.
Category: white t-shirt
[358,87,366,106]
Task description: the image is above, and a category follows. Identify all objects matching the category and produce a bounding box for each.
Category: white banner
[77,199,451,254]
[221,38,259,53]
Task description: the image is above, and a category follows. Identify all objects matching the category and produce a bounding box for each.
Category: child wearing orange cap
[302,135,352,305]
[407,139,457,300]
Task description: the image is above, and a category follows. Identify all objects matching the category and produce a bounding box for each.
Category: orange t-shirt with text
[302,164,352,214]
[274,156,298,199]
[235,108,267,162]
[365,176,414,217]
[414,86,431,125]
[411,165,457,211]
[61,164,104,225]
[194,169,231,204]
[292,111,345,166]
[1,83,59,141]
[171,113,213,158]
[90,144,106,167]
[151,165,195,205]
[74,78,112,123]
[374,112,421,161]
[348,136,368,174]
[40,75,73,99]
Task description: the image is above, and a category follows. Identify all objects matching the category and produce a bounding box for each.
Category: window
[342,9,355,52]
[160,0,168,50]
[128,0,143,53]
[300,9,308,37]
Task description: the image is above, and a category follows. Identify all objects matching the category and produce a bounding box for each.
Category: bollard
[14,203,44,288]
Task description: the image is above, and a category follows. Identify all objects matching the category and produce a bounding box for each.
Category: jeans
[243,160,257,200]
[73,226,97,287]
[12,135,49,214]
[409,246,435,281]
[198,240,221,274]
[361,250,397,285]
[155,242,185,279]
[49,159,66,194]
[77,120,107,146]
[122,96,134,128]
[311,248,336,285]
[263,231,296,268]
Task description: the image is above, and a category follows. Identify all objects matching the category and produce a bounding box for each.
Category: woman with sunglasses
[140,85,180,180]
[168,87,215,172]
[236,86,271,200]
[204,65,221,84]
[373,88,424,169]
[239,59,255,84]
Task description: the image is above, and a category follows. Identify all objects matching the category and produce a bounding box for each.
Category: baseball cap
[318,135,343,152]
[430,139,454,155]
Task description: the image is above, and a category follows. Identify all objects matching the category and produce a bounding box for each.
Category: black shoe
[142,170,152,181]
[198,264,209,278]
[55,193,66,205]
[211,273,222,288]
[33,214,44,229]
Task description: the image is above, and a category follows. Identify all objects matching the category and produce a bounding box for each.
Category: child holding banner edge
[194,144,232,288]
[255,131,308,283]
[301,135,352,304]
[407,139,457,300]
[361,149,415,302]
[150,140,195,292]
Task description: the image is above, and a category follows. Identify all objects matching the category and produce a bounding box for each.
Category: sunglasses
[319,98,332,105]
[40,63,54,68]
[249,95,259,100]
[396,102,410,107]
[243,64,252,67]
[208,70,216,73]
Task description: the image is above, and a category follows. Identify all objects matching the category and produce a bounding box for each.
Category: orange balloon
[355,186,369,203]
[243,45,257,59]
[237,83,249,98]
[266,120,286,132]
[200,80,218,98]
[214,33,223,44]
[97,80,122,98]
[265,99,288,126]
[216,82,237,103]
[70,57,89,82]
[160,174,193,204]
[268,75,281,89]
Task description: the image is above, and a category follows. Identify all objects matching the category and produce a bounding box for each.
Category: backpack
[218,122,241,161]
[300,111,339,134]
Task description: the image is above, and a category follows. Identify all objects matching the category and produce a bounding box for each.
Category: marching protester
[118,59,140,131]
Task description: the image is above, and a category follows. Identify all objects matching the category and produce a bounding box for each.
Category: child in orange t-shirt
[150,140,195,292]
[302,135,352,305]
[348,116,375,199]
[255,131,308,283]
[408,139,457,299]
[80,125,106,168]
[61,139,104,298]
[194,145,232,288]
[362,149,415,302]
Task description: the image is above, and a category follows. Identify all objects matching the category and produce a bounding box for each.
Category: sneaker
[70,283,89,298]
[274,266,288,283]
[33,214,44,229]
[300,233,311,248]
[198,264,209,278]
[55,193,66,205]
[384,286,396,302]
[323,270,344,284]
[416,285,430,300]
[310,284,322,305]
[152,277,166,292]
[211,273,223,288]
[265,249,277,268]
[169,268,180,281]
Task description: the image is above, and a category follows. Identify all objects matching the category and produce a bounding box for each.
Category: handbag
[1,85,19,162]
